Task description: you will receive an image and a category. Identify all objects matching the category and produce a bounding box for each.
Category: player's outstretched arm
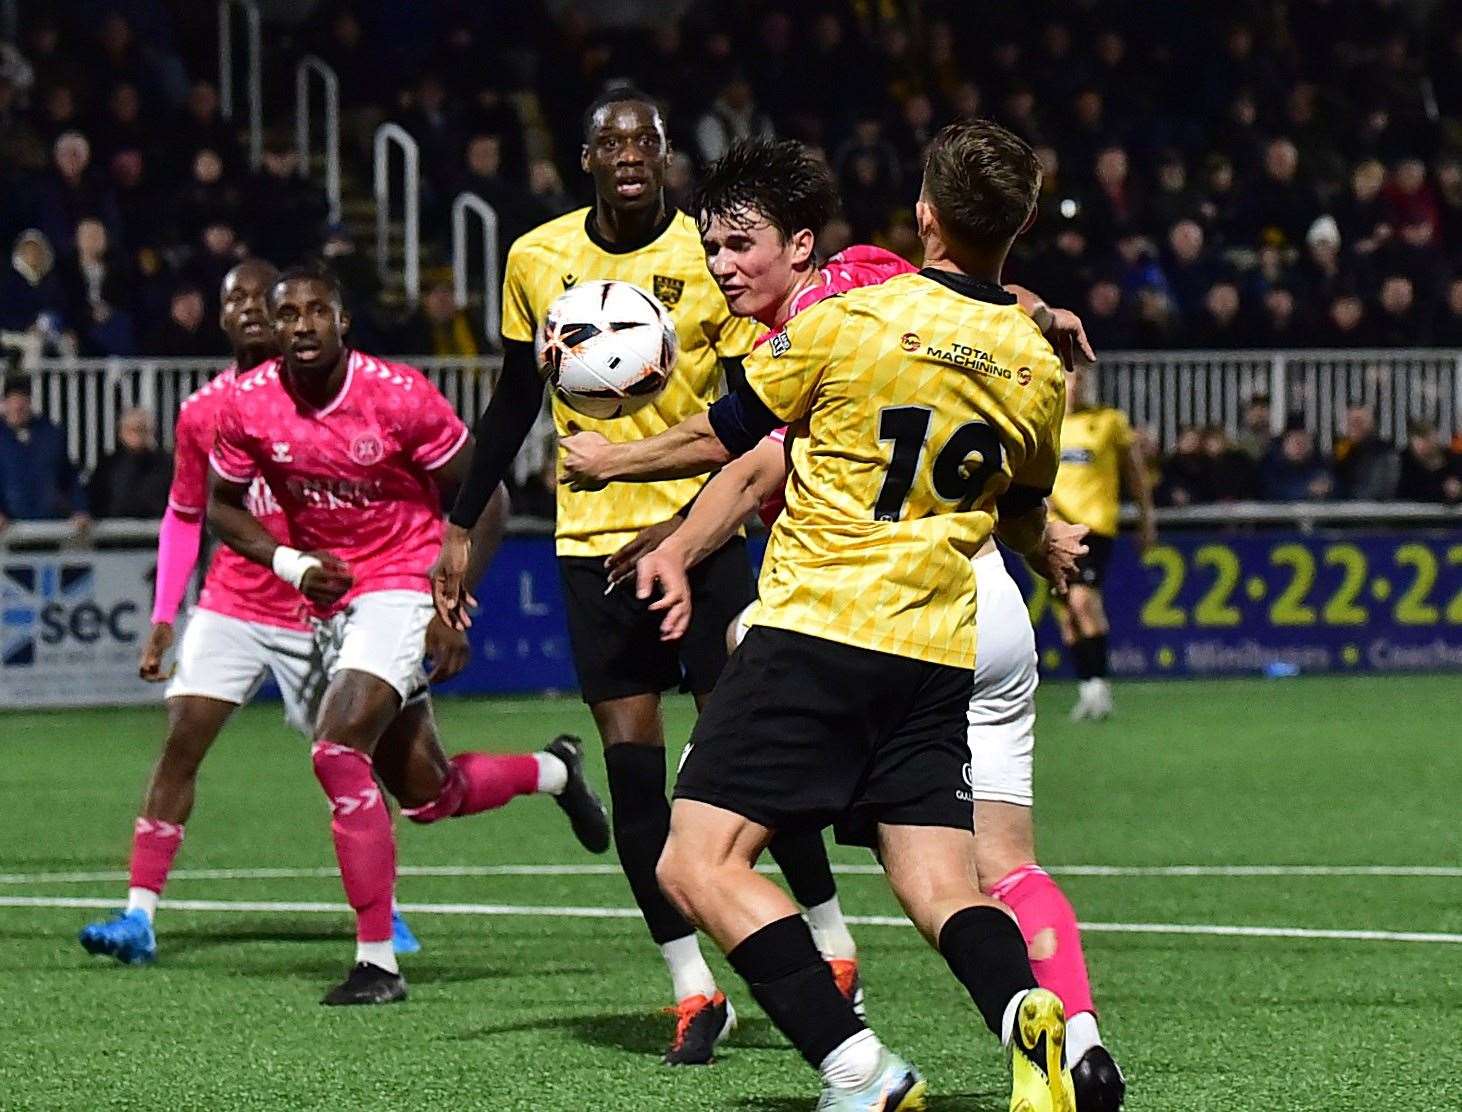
[207,471,352,609]
[561,412,733,490]
[430,436,510,631]
[138,506,204,681]
[561,376,785,490]
[664,437,787,572]
[636,438,789,641]
[447,339,544,530]
[1121,437,1157,552]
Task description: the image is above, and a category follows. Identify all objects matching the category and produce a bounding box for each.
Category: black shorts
[674,626,974,848]
[558,537,755,705]
[1074,533,1115,589]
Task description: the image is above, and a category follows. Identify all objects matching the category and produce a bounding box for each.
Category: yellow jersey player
[1049,363,1155,721]
[430,88,857,1065]
[550,120,1080,1111]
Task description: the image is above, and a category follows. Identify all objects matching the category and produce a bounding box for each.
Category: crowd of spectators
[7,2,1462,359]
[4,2,1462,524]
[1145,396,1462,507]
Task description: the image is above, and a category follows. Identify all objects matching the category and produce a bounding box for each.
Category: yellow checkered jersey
[1049,406,1132,538]
[746,269,1066,669]
[502,208,761,556]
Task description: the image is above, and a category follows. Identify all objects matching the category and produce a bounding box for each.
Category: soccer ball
[536,279,678,419]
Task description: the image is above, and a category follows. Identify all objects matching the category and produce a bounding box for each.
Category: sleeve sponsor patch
[768,328,791,357]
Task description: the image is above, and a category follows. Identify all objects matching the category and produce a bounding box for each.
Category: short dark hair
[692,138,839,241]
[921,119,1042,251]
[267,264,342,308]
[581,85,662,143]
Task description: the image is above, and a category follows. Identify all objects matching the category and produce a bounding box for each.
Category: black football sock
[1088,632,1110,678]
[603,744,694,945]
[1070,637,1097,680]
[938,905,1040,1037]
[727,914,866,1069]
[767,829,837,909]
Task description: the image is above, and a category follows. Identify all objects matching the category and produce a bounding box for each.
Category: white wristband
[271,546,322,589]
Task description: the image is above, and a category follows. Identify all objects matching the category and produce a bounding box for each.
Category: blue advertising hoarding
[437,528,1461,695]
[1013,529,1462,678]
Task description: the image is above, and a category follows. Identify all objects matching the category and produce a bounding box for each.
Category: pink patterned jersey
[755,246,917,526]
[209,350,469,616]
[169,367,310,630]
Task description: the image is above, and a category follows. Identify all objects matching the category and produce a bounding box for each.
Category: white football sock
[356,940,399,974]
[534,751,568,796]
[126,887,158,922]
[1001,989,1030,1047]
[805,896,858,961]
[660,934,716,1002]
[820,1029,885,1090]
[1065,1011,1102,1063]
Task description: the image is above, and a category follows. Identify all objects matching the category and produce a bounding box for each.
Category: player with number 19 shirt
[745,276,1063,666]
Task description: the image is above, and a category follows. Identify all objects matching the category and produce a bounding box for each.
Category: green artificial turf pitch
[2,675,1459,1110]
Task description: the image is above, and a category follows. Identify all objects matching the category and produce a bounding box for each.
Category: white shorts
[166,608,325,737]
[965,548,1038,807]
[314,589,432,703]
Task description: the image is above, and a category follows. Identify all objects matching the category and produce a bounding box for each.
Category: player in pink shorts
[206,267,610,1005]
[562,139,1124,1109]
[79,260,427,965]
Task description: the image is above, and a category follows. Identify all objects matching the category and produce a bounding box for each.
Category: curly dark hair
[692,138,840,241]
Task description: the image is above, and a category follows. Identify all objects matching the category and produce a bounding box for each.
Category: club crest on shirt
[652,275,684,307]
[350,433,384,466]
[768,328,791,357]
[271,441,293,463]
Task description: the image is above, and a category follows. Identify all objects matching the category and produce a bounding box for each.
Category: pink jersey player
[754,245,916,527]
[166,368,308,630]
[210,350,469,616]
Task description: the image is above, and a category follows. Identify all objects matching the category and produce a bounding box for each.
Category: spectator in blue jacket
[1259,424,1335,501]
[0,375,90,531]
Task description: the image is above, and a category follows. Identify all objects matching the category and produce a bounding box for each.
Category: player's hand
[636,543,693,641]
[429,523,477,630]
[560,430,615,491]
[424,614,471,683]
[1043,306,1096,372]
[300,552,354,609]
[138,621,175,682]
[605,517,684,591]
[1034,520,1090,597]
[1137,518,1158,554]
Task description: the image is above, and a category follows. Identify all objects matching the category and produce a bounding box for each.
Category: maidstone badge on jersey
[1050,406,1133,539]
[502,208,761,557]
[744,270,1066,670]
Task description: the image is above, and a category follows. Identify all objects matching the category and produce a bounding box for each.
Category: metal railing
[373,123,420,308]
[217,0,263,170]
[13,350,1462,477]
[1101,348,1462,453]
[451,192,502,349]
[294,55,341,225]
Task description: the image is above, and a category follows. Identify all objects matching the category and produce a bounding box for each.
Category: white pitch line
[4,895,1460,945]
[3,862,1460,885]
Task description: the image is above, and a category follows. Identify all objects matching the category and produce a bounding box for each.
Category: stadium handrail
[295,55,341,225]
[452,192,503,349]
[217,0,263,170]
[374,123,421,308]
[2,504,1455,551]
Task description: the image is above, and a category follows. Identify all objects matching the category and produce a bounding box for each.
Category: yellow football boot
[1009,988,1077,1112]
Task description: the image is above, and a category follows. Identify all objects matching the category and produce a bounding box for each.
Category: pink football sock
[403,752,539,824]
[129,817,185,894]
[311,741,395,943]
[989,863,1096,1018]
